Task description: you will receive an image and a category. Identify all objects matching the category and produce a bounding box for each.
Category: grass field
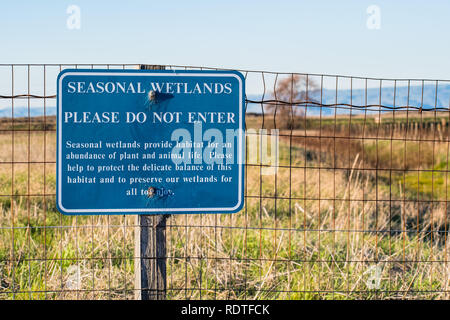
[0,114,449,299]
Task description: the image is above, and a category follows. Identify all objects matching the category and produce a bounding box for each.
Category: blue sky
[1,1,450,80]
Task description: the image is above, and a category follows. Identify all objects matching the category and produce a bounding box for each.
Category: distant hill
[2,84,449,118]
[246,84,450,115]
[0,106,56,118]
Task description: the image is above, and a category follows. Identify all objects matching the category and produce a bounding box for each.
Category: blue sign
[56,69,245,215]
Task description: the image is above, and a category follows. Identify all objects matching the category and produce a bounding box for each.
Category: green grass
[0,126,449,300]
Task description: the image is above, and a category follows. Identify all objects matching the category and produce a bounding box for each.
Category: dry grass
[0,118,450,299]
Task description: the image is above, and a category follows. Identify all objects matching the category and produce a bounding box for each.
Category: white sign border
[57,71,244,214]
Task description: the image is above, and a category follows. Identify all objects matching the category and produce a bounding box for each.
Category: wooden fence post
[134,64,169,300]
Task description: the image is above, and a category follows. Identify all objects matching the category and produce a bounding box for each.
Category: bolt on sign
[56,69,245,215]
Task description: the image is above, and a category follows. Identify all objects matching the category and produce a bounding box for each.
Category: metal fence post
[134,64,169,300]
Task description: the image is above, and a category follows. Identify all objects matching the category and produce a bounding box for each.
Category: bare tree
[268,75,318,129]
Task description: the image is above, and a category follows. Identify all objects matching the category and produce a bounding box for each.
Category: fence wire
[0,64,449,299]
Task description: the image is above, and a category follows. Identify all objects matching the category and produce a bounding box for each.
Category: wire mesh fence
[0,64,449,299]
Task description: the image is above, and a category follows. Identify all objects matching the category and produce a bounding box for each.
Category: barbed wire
[1,94,449,112]
[2,64,450,300]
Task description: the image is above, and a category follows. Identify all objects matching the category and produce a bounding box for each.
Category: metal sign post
[135,65,168,300]
[56,64,245,300]
[134,213,169,300]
